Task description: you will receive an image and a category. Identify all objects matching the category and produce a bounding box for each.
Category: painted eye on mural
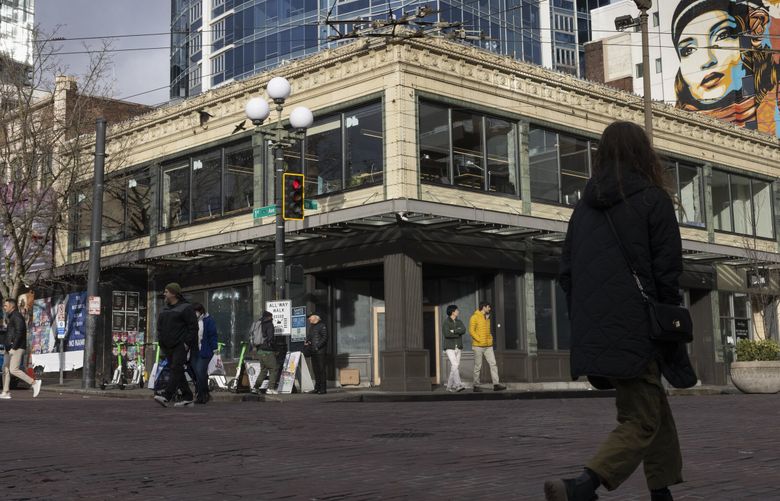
[713,28,737,43]
[679,45,696,57]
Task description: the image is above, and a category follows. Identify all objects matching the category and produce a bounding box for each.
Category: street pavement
[1,389,778,500]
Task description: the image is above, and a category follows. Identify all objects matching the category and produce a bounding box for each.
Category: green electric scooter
[101,334,127,390]
[227,341,250,393]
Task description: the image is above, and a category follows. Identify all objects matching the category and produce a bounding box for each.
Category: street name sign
[253,205,277,219]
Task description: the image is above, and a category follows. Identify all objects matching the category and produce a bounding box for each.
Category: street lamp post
[615,0,653,143]
[636,0,653,144]
[245,77,313,301]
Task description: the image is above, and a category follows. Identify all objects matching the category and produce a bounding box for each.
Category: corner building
[62,36,780,390]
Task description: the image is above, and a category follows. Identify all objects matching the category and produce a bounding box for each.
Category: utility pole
[636,0,653,143]
[82,118,106,389]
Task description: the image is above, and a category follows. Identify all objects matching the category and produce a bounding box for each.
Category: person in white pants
[442,305,467,392]
[1,298,41,399]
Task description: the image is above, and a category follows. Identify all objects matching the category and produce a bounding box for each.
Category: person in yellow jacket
[469,302,506,392]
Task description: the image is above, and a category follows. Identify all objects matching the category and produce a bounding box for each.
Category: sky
[36,0,170,106]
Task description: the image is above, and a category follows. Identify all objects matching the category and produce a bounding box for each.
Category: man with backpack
[251,310,278,395]
[154,283,198,407]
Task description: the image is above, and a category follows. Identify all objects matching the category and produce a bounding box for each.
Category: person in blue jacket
[192,303,218,404]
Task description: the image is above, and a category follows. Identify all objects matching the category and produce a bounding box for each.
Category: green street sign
[304,199,318,210]
[253,205,277,219]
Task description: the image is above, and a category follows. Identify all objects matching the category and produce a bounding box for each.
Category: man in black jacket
[154,283,198,407]
[1,299,41,399]
[305,313,328,394]
[253,311,279,395]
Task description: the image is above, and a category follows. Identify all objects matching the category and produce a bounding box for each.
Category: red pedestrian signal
[283,173,305,221]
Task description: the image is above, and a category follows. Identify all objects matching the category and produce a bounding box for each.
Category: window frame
[528,124,595,207]
[418,98,521,198]
[159,140,253,231]
[711,168,776,239]
[72,168,152,250]
[282,100,385,200]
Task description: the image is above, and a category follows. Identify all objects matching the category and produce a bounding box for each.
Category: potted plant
[730,339,780,394]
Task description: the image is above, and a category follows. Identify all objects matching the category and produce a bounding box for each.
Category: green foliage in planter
[735,339,780,362]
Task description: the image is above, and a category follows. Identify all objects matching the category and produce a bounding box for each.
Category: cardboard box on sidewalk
[339,368,360,386]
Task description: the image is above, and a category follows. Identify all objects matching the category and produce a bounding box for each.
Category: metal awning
[54,199,780,275]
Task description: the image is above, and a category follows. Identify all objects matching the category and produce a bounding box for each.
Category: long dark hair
[593,121,674,197]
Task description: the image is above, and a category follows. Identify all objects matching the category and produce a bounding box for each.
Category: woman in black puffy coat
[544,122,696,501]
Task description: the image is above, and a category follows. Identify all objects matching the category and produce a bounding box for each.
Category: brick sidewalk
[1,391,777,500]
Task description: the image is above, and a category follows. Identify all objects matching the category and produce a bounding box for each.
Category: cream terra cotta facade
[55,36,780,389]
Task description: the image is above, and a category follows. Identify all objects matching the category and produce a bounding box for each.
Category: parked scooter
[227,341,250,393]
[101,334,127,390]
[123,341,145,390]
[207,342,229,392]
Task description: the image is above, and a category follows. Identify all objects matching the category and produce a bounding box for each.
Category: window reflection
[345,102,383,189]
[162,164,190,228]
[224,145,254,213]
[752,180,773,239]
[418,100,519,195]
[486,117,516,195]
[419,101,451,185]
[712,170,732,232]
[452,109,484,190]
[306,117,343,197]
[192,152,222,220]
[529,128,558,202]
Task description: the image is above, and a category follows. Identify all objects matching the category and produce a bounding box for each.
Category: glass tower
[171,0,555,99]
[0,0,34,68]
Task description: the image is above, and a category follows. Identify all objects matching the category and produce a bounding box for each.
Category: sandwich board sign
[278,351,314,394]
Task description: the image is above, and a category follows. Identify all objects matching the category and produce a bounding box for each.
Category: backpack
[250,319,264,346]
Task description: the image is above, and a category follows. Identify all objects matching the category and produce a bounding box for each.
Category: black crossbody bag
[604,211,693,344]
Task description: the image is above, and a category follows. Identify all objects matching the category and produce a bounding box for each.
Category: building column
[523,244,538,381]
[518,121,532,215]
[381,253,429,391]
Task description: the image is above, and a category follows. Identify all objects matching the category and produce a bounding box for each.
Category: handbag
[604,211,693,343]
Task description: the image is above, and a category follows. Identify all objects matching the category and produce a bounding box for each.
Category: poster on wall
[112,291,126,311]
[126,292,139,312]
[30,298,53,354]
[65,292,87,351]
[112,312,125,332]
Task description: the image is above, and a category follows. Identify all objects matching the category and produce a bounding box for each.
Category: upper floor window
[666,160,705,228]
[189,64,202,89]
[73,170,152,249]
[284,101,384,198]
[189,1,202,23]
[529,125,594,206]
[189,32,202,57]
[711,170,774,239]
[212,53,225,74]
[161,141,253,230]
[419,100,518,196]
[213,18,226,41]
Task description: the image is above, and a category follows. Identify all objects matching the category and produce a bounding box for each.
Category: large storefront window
[418,100,518,195]
[294,101,383,199]
[73,170,151,249]
[185,284,252,360]
[160,141,253,230]
[529,125,594,206]
[534,276,570,351]
[711,169,775,238]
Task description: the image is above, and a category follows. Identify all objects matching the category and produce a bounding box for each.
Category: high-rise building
[0,0,34,68]
[171,0,601,99]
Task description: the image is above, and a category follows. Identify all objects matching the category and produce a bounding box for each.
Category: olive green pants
[586,361,683,491]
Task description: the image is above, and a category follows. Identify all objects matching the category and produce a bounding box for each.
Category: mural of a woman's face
[677,10,746,102]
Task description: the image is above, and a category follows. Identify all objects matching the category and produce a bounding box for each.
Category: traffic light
[282,173,305,220]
